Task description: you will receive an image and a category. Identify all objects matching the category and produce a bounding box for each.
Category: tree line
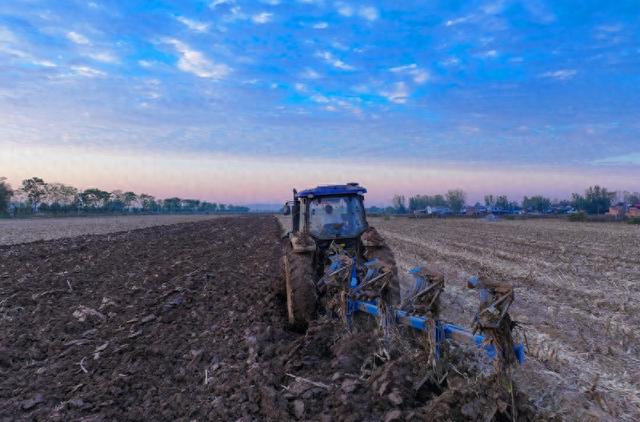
[0,177,249,217]
[379,186,639,215]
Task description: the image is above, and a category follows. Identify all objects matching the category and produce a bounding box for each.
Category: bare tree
[446,189,466,213]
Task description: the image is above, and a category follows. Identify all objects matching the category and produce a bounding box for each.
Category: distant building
[608,203,627,218]
[628,204,640,218]
[466,204,488,216]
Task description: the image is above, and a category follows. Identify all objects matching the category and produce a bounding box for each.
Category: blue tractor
[281,183,400,329]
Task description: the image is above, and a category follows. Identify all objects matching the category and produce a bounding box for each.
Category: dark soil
[0,216,541,421]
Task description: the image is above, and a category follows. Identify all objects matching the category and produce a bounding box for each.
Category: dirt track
[1,216,539,421]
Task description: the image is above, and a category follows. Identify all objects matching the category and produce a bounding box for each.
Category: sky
[0,0,639,204]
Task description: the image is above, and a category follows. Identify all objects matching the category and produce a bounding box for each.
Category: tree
[139,194,157,211]
[624,191,640,206]
[163,197,181,213]
[182,199,200,212]
[523,195,551,213]
[572,186,613,214]
[391,195,407,213]
[484,194,495,207]
[446,189,466,213]
[0,177,13,216]
[22,177,47,210]
[81,188,110,209]
[495,195,509,210]
[408,194,447,210]
[123,192,138,208]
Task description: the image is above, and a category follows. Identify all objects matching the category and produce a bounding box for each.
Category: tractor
[281,183,400,330]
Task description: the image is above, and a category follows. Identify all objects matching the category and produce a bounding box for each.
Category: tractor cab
[284,183,369,241]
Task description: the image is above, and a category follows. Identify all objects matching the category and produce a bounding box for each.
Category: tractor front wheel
[283,244,317,331]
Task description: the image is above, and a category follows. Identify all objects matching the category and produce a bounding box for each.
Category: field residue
[369,216,640,420]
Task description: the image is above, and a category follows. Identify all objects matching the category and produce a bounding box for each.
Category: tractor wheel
[283,244,317,331]
[365,245,401,306]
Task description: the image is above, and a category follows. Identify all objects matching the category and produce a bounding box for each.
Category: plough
[281,183,524,377]
[324,252,525,371]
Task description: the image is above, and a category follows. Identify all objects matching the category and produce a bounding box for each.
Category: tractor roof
[297,183,366,198]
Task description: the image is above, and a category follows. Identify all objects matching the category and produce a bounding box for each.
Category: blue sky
[0,0,638,202]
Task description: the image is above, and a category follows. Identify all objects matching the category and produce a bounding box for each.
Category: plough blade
[350,300,525,365]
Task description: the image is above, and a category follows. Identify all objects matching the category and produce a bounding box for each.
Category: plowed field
[1,216,540,421]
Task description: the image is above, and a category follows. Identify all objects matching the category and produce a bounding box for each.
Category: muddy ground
[0,216,539,421]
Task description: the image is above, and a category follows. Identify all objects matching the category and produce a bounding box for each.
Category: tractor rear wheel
[283,244,317,331]
[365,245,401,306]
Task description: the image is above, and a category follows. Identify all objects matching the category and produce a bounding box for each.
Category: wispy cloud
[301,68,321,79]
[313,22,328,29]
[440,57,460,67]
[71,65,105,77]
[177,16,210,32]
[316,50,354,70]
[66,31,90,45]
[252,12,273,24]
[210,0,234,7]
[593,153,640,166]
[540,69,577,80]
[310,94,329,103]
[32,59,57,67]
[358,6,379,21]
[380,82,409,104]
[477,49,498,59]
[389,63,429,84]
[336,2,354,17]
[445,16,471,27]
[163,38,231,79]
[336,3,378,21]
[88,51,119,63]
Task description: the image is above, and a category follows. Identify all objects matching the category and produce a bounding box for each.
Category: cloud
[88,52,119,63]
[389,63,429,84]
[477,49,498,59]
[593,153,640,166]
[32,59,57,67]
[310,94,329,103]
[445,16,471,27]
[294,83,307,92]
[441,57,460,66]
[177,17,210,32]
[380,82,409,104]
[523,0,556,24]
[336,3,354,17]
[252,12,273,24]
[261,0,281,4]
[210,0,234,7]
[66,31,90,45]
[71,65,106,77]
[313,22,328,29]
[0,26,17,44]
[358,6,379,21]
[336,3,379,21]
[163,38,231,79]
[597,23,623,33]
[301,68,321,79]
[316,50,354,70]
[540,69,577,80]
